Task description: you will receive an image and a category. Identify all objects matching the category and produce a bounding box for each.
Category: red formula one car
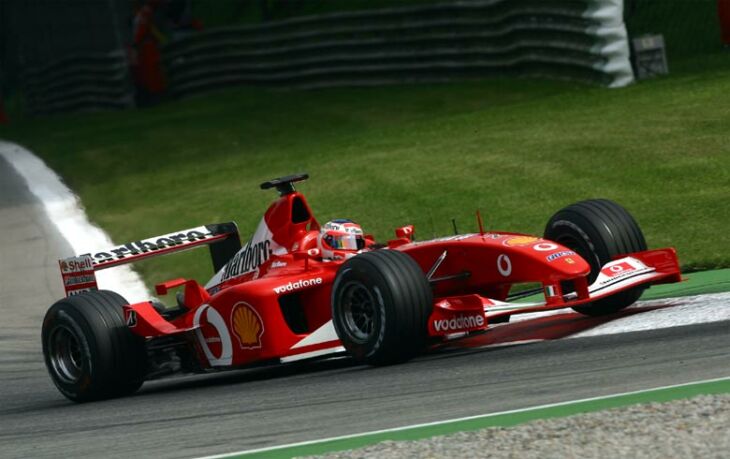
[42,174,682,402]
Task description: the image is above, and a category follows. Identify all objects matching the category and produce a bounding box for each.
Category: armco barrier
[163,0,634,97]
[24,50,134,116]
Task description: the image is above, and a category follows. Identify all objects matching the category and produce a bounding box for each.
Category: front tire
[332,250,432,365]
[544,199,647,316]
[42,290,146,402]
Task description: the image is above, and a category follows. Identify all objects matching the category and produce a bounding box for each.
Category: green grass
[2,56,729,290]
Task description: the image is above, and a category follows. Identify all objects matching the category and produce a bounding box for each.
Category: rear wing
[59,222,241,297]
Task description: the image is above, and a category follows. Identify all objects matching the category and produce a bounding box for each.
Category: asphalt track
[1,158,729,459]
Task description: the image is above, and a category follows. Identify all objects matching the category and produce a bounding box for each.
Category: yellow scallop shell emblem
[505,236,539,247]
[231,303,264,349]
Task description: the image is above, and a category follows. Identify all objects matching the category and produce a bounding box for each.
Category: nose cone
[546,251,591,277]
[546,250,591,274]
[499,236,591,280]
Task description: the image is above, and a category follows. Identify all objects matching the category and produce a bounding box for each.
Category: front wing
[428,248,681,337]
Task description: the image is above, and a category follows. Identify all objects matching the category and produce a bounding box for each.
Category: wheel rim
[340,281,377,343]
[48,325,84,384]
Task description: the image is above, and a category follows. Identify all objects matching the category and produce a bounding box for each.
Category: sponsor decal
[273,277,323,294]
[503,236,539,247]
[59,255,97,296]
[601,261,634,277]
[231,302,264,349]
[433,314,485,332]
[565,257,576,264]
[125,310,137,327]
[546,250,576,262]
[439,234,474,242]
[193,304,233,366]
[497,254,512,277]
[206,217,286,292]
[597,261,651,285]
[270,261,287,269]
[484,233,504,239]
[533,242,559,252]
[221,239,272,282]
[411,234,476,245]
[59,255,93,273]
[63,274,96,286]
[90,227,213,264]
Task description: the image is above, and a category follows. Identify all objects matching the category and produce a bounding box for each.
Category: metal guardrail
[163,0,634,97]
[24,50,134,116]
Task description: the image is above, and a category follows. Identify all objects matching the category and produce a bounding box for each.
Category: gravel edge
[304,394,730,459]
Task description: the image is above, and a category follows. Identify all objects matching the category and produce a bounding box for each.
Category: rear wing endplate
[59,222,241,297]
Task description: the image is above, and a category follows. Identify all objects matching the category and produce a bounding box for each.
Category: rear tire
[42,290,146,402]
[544,199,647,316]
[332,250,432,365]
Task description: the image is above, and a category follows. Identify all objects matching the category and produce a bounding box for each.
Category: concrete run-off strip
[0,141,149,302]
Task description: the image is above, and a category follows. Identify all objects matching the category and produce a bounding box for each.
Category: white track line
[0,140,150,302]
[194,375,730,459]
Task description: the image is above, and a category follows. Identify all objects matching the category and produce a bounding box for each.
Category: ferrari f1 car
[42,174,682,402]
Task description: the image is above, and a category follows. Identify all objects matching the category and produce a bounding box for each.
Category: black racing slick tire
[42,290,147,402]
[544,199,648,316]
[332,250,433,366]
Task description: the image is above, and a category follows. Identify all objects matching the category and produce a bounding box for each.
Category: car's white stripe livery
[291,320,339,349]
[281,346,346,363]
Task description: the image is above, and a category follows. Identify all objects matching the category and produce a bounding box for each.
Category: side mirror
[395,225,415,241]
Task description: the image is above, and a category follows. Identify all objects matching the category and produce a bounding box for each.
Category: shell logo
[231,302,264,349]
[504,236,539,247]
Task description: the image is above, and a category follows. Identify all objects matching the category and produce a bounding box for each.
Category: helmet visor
[326,233,364,251]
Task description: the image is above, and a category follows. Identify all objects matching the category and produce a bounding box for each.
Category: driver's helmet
[318,219,365,260]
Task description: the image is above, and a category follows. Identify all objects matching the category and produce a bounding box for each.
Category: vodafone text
[273,277,323,294]
[433,314,485,332]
